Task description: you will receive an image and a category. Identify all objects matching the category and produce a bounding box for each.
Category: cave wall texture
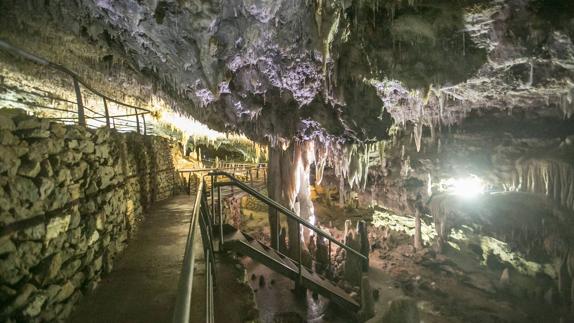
[1,0,572,144]
[0,0,573,320]
[0,109,177,322]
[0,0,573,240]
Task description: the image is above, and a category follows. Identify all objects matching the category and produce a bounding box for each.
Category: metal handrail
[0,39,151,113]
[172,179,204,323]
[207,171,367,261]
[0,39,151,134]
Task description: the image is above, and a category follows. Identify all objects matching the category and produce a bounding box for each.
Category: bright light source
[444,175,485,198]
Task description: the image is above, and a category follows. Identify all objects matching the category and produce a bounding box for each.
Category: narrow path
[68,195,193,323]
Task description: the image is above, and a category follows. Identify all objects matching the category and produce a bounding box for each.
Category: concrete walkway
[69,195,194,323]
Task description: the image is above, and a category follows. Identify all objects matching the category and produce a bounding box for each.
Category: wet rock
[0,285,17,303]
[38,177,55,200]
[61,260,82,280]
[55,281,75,302]
[382,297,420,323]
[79,140,95,154]
[71,271,86,288]
[0,114,15,130]
[18,160,41,178]
[50,122,66,138]
[0,237,16,256]
[45,284,61,305]
[0,129,18,145]
[45,215,71,240]
[0,263,24,294]
[5,283,37,314]
[11,176,39,204]
[98,166,115,189]
[17,118,43,130]
[23,293,47,317]
[16,223,45,240]
[0,146,21,176]
[21,128,50,139]
[39,159,53,177]
[18,241,42,268]
[35,252,62,284]
[60,150,82,164]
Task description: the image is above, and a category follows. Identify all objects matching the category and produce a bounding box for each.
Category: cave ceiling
[0,0,573,144]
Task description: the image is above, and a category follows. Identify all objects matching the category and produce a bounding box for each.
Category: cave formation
[1,0,574,322]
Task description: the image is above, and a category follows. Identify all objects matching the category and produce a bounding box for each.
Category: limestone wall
[0,109,177,322]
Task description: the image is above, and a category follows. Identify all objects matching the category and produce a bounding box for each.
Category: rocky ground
[213,150,574,322]
[315,203,572,323]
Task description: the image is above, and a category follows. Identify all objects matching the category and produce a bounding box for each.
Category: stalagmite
[413,121,422,152]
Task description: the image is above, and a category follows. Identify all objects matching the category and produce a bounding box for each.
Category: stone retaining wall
[0,109,177,322]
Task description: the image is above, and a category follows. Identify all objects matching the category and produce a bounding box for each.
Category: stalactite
[401,155,411,177]
[314,140,328,184]
[514,158,574,211]
[378,140,387,168]
[559,87,574,119]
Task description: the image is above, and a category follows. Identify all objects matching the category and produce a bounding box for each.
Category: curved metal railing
[0,39,152,134]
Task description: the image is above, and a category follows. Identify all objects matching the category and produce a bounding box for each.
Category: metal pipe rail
[0,40,151,113]
[207,171,367,261]
[172,179,215,323]
[0,39,151,135]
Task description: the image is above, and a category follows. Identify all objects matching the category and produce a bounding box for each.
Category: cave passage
[1,1,574,323]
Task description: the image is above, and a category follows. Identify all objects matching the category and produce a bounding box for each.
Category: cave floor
[68,195,194,323]
[237,200,573,323]
[316,204,572,323]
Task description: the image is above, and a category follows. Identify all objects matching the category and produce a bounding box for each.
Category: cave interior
[1,0,574,322]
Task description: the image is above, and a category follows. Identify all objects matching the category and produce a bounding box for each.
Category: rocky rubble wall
[0,109,176,322]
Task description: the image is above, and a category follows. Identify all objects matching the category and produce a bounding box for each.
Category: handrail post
[297,223,302,285]
[358,220,369,272]
[72,77,86,126]
[218,184,223,251]
[142,114,147,135]
[205,252,210,322]
[276,211,280,250]
[135,108,140,134]
[103,97,110,127]
[211,175,215,224]
[328,240,332,277]
[187,173,192,195]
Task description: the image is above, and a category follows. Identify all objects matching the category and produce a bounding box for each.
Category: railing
[0,39,152,134]
[179,163,267,195]
[206,171,368,304]
[173,178,216,323]
[173,171,369,321]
